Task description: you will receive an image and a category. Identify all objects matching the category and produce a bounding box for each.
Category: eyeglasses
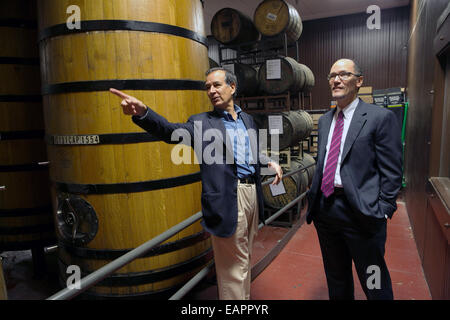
[327,71,361,81]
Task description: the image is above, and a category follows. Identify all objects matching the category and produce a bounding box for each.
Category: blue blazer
[132,107,266,237]
[306,99,403,224]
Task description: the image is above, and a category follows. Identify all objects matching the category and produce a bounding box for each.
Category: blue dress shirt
[217,105,256,178]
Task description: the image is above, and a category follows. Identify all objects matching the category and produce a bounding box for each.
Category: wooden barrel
[262,172,299,210]
[211,8,260,49]
[291,153,316,194]
[299,63,315,93]
[262,153,315,210]
[224,63,259,97]
[253,0,303,43]
[258,56,314,94]
[261,110,313,151]
[37,0,212,299]
[0,0,55,252]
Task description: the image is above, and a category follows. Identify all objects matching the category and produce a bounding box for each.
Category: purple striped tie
[321,111,344,197]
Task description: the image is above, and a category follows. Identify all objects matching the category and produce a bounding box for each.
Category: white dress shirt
[322,97,359,187]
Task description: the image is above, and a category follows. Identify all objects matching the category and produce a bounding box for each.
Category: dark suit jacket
[306,99,402,224]
[132,107,266,237]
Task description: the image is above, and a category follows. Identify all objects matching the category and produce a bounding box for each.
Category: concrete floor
[0,200,432,300]
[251,201,432,300]
[1,249,60,300]
[0,216,295,300]
[185,201,433,300]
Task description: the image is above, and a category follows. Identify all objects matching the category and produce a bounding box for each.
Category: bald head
[331,59,362,76]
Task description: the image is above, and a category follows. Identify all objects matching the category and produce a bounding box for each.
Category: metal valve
[56,194,98,246]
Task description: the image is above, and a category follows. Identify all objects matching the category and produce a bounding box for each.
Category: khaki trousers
[211,181,259,300]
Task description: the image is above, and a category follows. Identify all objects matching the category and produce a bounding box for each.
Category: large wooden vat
[253,0,303,43]
[0,0,55,252]
[37,0,212,299]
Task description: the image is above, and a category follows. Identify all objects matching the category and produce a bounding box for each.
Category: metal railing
[46,163,314,300]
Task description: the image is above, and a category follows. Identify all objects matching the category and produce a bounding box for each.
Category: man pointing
[111,67,282,300]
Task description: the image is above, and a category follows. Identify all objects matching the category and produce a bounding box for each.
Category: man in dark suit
[306,59,402,300]
[110,67,282,300]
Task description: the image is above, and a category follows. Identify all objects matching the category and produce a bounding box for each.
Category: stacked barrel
[254,0,303,43]
[210,0,314,97]
[37,0,212,299]
[260,112,316,211]
[258,57,315,96]
[253,0,314,96]
[0,0,55,254]
[210,1,316,217]
[262,153,315,210]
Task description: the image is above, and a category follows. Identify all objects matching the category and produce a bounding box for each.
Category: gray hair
[348,59,363,92]
[352,60,363,76]
[205,67,238,96]
[346,59,363,76]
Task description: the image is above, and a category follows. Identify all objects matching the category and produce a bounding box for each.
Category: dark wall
[405,0,447,256]
[297,6,410,109]
[404,0,450,299]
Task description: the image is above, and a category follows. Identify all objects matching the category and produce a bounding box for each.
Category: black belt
[239,176,256,184]
[333,187,345,196]
[321,187,346,206]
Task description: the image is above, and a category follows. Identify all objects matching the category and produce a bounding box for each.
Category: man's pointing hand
[110,88,147,117]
